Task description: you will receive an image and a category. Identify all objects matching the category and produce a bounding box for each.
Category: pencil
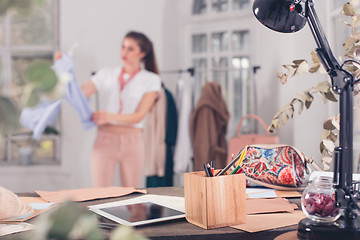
[230,165,241,174]
[216,150,242,176]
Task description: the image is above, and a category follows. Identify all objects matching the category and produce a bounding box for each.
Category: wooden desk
[5,187,301,240]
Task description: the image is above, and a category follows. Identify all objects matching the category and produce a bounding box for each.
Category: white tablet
[88,194,185,226]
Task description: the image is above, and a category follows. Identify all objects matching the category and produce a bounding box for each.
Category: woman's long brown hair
[125,31,159,75]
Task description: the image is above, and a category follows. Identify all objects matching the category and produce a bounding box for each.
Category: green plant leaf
[316,81,330,92]
[0,0,12,15]
[351,15,360,28]
[288,103,294,118]
[328,131,338,142]
[293,59,307,65]
[318,92,328,104]
[296,91,312,102]
[322,156,333,163]
[278,73,288,84]
[0,96,20,134]
[281,113,289,125]
[323,117,337,130]
[320,141,326,153]
[343,37,358,50]
[321,156,332,171]
[311,51,320,63]
[25,88,40,107]
[305,99,313,109]
[321,130,331,140]
[324,91,338,102]
[26,60,58,92]
[323,139,336,152]
[343,2,356,16]
[297,100,304,114]
[293,61,309,75]
[309,63,320,73]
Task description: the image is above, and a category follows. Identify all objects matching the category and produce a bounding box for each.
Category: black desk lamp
[252,0,360,239]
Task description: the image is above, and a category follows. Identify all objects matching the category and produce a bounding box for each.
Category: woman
[82,31,161,188]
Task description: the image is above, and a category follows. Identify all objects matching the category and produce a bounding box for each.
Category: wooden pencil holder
[184,170,246,229]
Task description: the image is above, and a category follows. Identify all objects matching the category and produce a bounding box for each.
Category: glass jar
[301,176,341,223]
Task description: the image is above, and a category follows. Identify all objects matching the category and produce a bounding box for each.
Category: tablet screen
[99,201,184,223]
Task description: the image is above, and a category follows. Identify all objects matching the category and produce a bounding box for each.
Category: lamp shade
[253,0,307,33]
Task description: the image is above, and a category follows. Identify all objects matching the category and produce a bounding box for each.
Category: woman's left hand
[91,111,113,125]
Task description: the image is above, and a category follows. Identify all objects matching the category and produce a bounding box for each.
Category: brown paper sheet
[246,198,298,215]
[275,190,302,198]
[35,187,147,203]
[232,210,306,233]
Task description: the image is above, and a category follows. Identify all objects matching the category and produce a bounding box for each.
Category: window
[211,0,228,12]
[190,0,253,136]
[0,0,60,165]
[233,0,250,10]
[192,0,249,15]
[193,0,207,15]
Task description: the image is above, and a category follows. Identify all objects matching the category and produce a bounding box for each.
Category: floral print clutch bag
[235,144,310,190]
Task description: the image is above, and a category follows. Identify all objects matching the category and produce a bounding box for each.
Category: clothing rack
[161,67,195,77]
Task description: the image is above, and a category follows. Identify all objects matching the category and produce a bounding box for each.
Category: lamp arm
[305,0,352,92]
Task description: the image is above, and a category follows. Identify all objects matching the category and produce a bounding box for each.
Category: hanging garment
[173,78,193,174]
[146,86,178,187]
[143,88,167,177]
[20,100,62,140]
[20,54,95,139]
[163,87,178,186]
[190,81,230,171]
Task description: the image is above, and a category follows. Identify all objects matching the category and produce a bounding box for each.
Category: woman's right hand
[91,111,114,125]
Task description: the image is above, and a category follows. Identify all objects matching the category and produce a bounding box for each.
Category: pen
[216,150,242,176]
[210,161,215,175]
[203,163,211,177]
[207,163,213,177]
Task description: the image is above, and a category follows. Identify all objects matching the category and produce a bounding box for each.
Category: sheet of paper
[0,223,35,236]
[245,188,301,199]
[88,194,185,212]
[36,187,147,203]
[246,188,277,198]
[232,210,305,233]
[29,202,55,210]
[246,198,298,215]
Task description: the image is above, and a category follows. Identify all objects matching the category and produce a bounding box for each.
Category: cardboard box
[184,171,246,229]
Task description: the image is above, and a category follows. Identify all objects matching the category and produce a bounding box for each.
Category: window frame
[0,0,61,165]
[188,0,254,136]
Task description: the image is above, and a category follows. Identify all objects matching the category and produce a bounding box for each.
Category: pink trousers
[91,128,144,188]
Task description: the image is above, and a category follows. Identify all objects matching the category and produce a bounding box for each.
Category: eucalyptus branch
[268,81,337,133]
